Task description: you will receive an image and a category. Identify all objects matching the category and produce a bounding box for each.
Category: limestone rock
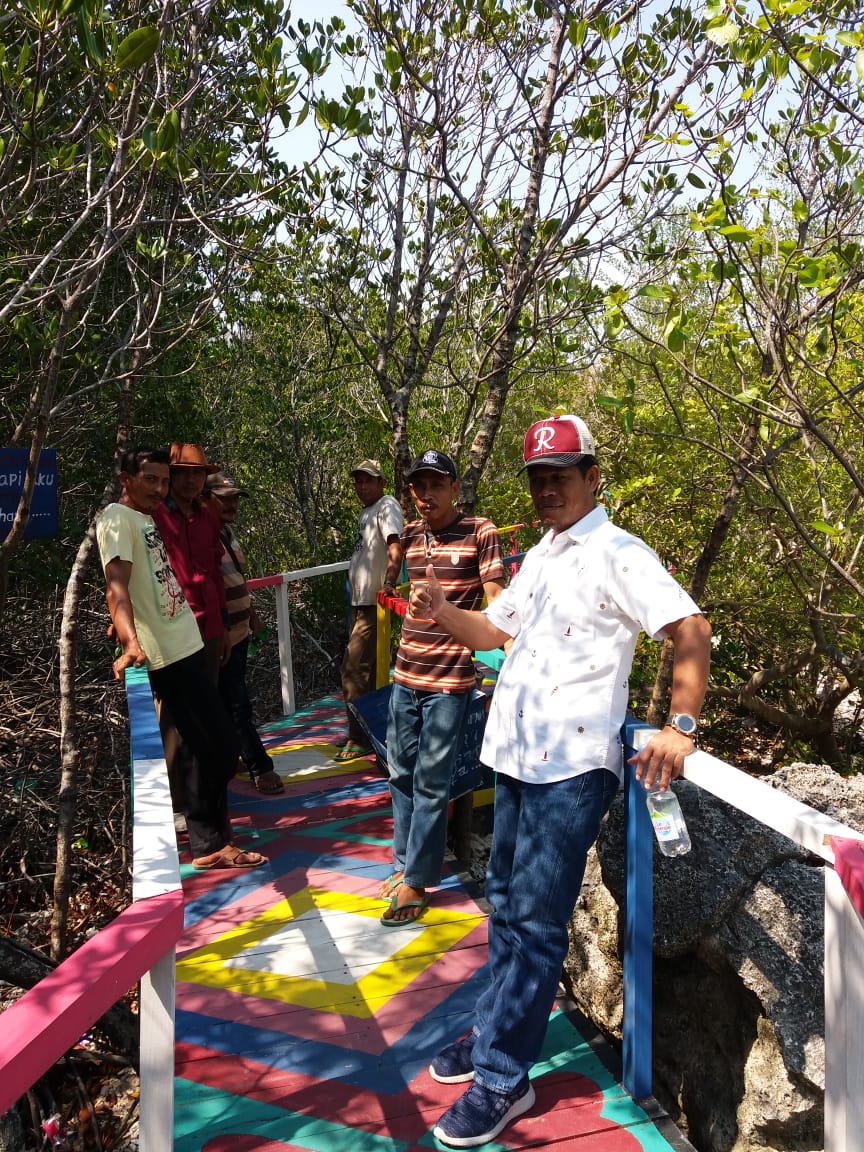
[564,763,864,1152]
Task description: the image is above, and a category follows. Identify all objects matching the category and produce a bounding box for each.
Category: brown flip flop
[193,848,267,871]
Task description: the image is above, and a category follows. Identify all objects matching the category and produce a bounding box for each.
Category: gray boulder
[564,763,864,1152]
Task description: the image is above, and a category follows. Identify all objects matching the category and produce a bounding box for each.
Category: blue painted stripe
[124,665,164,761]
[175,967,490,1094]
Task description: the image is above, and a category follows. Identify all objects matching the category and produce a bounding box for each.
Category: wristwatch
[665,712,698,738]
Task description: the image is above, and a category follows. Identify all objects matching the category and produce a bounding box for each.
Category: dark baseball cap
[406,450,458,479]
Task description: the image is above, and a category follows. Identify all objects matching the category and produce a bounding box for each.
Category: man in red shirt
[153,442,229,684]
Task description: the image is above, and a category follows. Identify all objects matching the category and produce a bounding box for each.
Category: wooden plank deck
[172,697,693,1151]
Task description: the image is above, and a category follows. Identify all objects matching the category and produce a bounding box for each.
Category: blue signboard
[0,448,59,540]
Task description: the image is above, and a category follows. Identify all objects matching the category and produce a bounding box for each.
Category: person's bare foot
[378,871,403,899]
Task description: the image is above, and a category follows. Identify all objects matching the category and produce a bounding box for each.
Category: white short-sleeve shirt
[482,505,701,784]
[349,494,403,605]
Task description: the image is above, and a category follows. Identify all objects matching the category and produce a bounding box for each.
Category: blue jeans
[472,768,620,1092]
[386,682,471,889]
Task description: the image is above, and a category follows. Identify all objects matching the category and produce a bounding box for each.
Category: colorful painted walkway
[172,698,691,1152]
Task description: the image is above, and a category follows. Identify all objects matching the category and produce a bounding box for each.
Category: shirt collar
[547,503,608,547]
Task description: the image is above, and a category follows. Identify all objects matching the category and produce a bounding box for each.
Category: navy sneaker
[432,1078,536,1147]
[429,1032,477,1084]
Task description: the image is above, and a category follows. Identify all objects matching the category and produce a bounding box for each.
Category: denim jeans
[471,767,620,1092]
[386,682,471,889]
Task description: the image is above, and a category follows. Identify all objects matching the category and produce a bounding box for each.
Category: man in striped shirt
[380,450,505,927]
[203,472,284,795]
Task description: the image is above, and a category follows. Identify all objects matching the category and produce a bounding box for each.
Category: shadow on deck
[172,697,693,1151]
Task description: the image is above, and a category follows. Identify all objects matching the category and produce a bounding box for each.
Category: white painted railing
[248,561,350,715]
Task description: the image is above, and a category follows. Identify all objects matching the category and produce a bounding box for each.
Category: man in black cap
[379,449,505,927]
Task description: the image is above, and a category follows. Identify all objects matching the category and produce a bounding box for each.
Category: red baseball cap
[521,414,596,470]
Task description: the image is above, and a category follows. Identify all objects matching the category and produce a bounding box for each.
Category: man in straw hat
[153,442,228,683]
[411,414,711,1146]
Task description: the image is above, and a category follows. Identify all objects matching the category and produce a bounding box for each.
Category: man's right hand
[409,564,446,619]
[112,640,147,681]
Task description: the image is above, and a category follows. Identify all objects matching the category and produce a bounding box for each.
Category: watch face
[672,713,697,735]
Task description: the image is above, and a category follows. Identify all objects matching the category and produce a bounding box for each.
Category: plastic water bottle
[645,787,691,856]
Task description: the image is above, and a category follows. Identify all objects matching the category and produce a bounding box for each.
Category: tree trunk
[52,525,98,959]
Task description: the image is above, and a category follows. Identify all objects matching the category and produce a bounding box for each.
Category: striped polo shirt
[394,515,504,693]
[219,526,252,648]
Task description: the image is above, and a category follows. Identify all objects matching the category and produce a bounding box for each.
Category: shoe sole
[432,1083,536,1147]
[429,1065,475,1085]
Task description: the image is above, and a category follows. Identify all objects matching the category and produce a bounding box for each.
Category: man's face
[408,471,459,529]
[527,464,599,531]
[170,465,207,504]
[210,492,240,524]
[353,472,385,507]
[120,461,169,515]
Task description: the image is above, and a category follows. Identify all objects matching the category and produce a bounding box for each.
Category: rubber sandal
[380,892,430,927]
[253,770,284,794]
[193,848,267,871]
[333,742,372,763]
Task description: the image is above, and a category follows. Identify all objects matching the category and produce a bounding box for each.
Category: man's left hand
[628,728,694,792]
[220,633,232,665]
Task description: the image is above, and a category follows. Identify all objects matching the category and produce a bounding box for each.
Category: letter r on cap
[534,426,555,451]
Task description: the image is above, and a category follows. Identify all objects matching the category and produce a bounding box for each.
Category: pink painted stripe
[0,890,184,1114]
[246,574,285,589]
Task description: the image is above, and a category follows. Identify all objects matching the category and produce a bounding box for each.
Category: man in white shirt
[411,414,711,1147]
[336,459,403,762]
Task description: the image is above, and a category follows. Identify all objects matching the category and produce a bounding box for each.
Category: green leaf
[115,26,159,71]
[811,519,840,538]
[719,224,753,242]
[664,323,685,353]
[156,109,179,153]
[706,20,739,46]
[686,172,706,189]
[856,47,864,83]
[636,284,667,299]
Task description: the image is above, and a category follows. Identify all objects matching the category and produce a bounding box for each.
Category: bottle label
[650,813,676,840]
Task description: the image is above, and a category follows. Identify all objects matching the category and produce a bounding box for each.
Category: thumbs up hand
[409,563,445,619]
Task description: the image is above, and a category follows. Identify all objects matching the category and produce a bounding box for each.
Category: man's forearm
[433,599,509,652]
[668,614,711,718]
[106,591,140,651]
